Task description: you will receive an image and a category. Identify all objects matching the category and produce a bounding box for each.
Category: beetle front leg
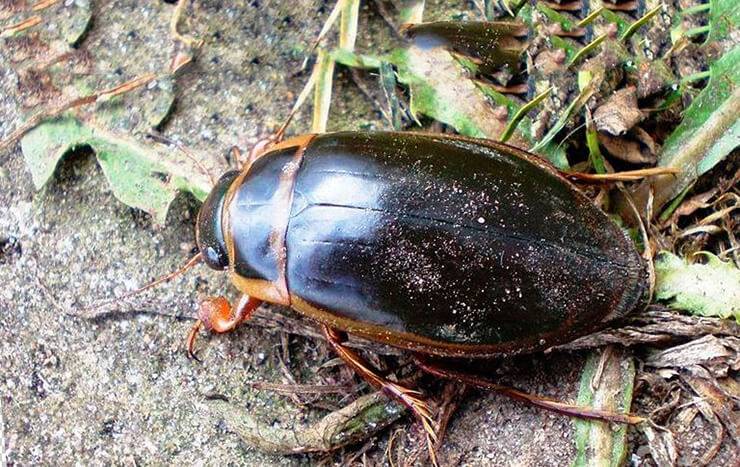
[186,294,262,359]
[321,326,438,442]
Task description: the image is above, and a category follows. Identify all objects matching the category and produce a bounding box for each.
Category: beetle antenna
[146,133,218,187]
[80,251,203,314]
[122,251,203,297]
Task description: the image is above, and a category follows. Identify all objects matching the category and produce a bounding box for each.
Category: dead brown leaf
[669,188,719,223]
[640,424,678,466]
[534,48,566,76]
[598,126,658,164]
[644,335,740,377]
[594,86,644,135]
[683,373,740,454]
[635,59,676,99]
[557,307,740,351]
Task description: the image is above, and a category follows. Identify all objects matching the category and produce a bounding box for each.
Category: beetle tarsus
[321,325,439,447]
[186,320,203,361]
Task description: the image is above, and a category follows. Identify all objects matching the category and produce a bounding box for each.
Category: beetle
[186,130,648,437]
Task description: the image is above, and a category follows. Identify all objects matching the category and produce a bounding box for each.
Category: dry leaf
[203,392,404,454]
[644,335,740,377]
[593,86,644,135]
[599,127,658,164]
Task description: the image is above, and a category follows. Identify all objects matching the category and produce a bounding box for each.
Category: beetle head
[196,170,239,270]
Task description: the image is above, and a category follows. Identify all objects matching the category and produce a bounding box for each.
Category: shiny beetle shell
[196,132,647,357]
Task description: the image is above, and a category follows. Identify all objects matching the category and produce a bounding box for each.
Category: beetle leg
[414,356,645,425]
[321,326,438,442]
[226,139,275,172]
[186,294,262,359]
[227,146,244,170]
[245,136,280,166]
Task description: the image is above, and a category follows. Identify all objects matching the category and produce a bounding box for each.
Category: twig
[0,74,157,152]
[31,0,61,11]
[0,15,41,37]
[248,381,354,395]
[556,307,740,351]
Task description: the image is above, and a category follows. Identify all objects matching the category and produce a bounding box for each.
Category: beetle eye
[196,170,238,271]
[203,246,228,270]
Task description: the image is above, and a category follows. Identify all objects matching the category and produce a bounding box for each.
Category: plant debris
[203,392,405,454]
[645,335,739,377]
[654,251,740,321]
[592,86,643,136]
[598,127,658,164]
[21,116,213,223]
[557,306,740,351]
[573,346,635,467]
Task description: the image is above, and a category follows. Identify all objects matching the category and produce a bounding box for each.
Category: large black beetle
[191,131,647,434]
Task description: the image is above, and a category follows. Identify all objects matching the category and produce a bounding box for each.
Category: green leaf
[573,347,635,467]
[585,119,607,174]
[648,46,739,210]
[21,116,213,224]
[706,0,739,44]
[311,48,335,133]
[379,62,403,130]
[672,0,737,45]
[655,251,740,322]
[331,48,382,69]
[333,34,531,148]
[600,9,629,38]
[475,84,568,167]
[397,0,425,24]
[332,24,564,162]
[619,5,662,42]
[530,74,597,168]
[394,47,509,139]
[536,3,576,32]
[550,35,577,63]
[499,86,551,143]
[388,22,549,155]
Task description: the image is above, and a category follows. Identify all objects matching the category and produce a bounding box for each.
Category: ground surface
[0,1,734,466]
